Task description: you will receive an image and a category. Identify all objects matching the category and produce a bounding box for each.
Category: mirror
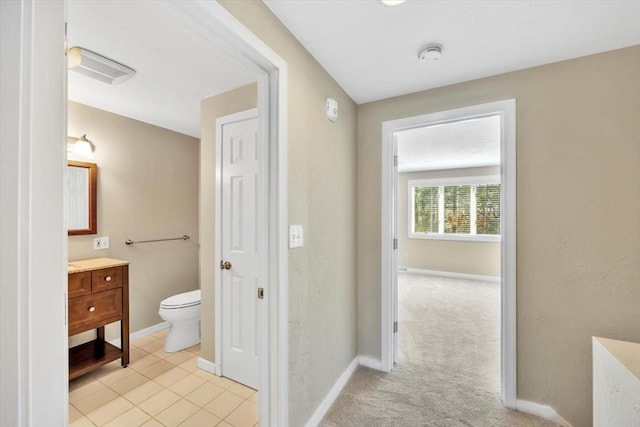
[68,160,97,235]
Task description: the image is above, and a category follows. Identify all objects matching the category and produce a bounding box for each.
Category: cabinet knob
[105,276,112,282]
[88,306,96,312]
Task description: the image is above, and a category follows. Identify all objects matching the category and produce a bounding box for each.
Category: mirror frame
[68,160,97,235]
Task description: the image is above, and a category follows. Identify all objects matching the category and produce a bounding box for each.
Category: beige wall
[199,83,258,363]
[217,3,358,426]
[357,46,640,427]
[398,167,500,277]
[68,101,200,343]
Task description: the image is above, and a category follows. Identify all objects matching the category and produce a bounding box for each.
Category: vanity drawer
[68,288,123,336]
[92,266,123,292]
[68,271,92,298]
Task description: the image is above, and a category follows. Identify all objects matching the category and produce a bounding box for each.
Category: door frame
[214,108,261,388]
[1,1,68,425]
[1,1,290,426]
[380,99,517,408]
[154,4,290,426]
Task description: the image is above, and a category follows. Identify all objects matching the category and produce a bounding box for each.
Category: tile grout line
[71,336,258,427]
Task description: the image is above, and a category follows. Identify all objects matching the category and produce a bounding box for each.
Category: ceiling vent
[68,46,136,85]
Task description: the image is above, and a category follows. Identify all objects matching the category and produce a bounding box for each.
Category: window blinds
[412,183,501,236]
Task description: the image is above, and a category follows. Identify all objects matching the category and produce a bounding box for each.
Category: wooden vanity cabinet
[67,258,129,380]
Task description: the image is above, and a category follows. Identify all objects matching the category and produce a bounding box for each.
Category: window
[475,183,501,235]
[413,186,438,233]
[409,176,501,242]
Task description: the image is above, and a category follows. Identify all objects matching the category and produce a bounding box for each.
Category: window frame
[408,175,501,242]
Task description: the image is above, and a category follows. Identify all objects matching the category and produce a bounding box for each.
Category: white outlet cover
[93,236,109,250]
[289,225,303,248]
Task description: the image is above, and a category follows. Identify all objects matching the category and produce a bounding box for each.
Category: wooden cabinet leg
[95,326,106,357]
[121,265,130,367]
[121,322,129,367]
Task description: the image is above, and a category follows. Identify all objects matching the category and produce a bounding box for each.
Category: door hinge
[257,287,264,299]
[393,321,398,333]
[393,155,398,167]
[393,238,398,250]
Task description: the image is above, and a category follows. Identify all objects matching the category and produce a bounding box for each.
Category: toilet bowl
[158,289,201,353]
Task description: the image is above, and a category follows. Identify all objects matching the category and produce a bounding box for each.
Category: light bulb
[378,0,406,6]
[68,47,82,69]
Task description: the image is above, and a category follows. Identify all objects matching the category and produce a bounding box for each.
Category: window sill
[408,233,501,243]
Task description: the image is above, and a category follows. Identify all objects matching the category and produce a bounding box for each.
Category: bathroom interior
[66,2,262,426]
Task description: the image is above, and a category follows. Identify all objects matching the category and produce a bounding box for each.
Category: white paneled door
[221,115,260,389]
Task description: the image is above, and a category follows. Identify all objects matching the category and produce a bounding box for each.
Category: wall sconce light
[378,0,406,6]
[68,134,94,160]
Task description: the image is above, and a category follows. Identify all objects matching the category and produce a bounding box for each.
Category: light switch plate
[289,225,303,248]
[94,236,109,250]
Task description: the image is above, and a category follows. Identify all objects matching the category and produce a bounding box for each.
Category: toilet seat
[160,289,201,310]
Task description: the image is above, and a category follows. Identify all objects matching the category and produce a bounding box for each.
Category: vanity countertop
[68,257,129,273]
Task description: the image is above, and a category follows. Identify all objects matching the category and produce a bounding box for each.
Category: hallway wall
[356,46,640,426]
[219,3,359,426]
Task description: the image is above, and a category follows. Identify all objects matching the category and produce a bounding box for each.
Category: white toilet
[158,289,201,353]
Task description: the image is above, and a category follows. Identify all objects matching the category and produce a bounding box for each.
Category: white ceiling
[396,115,500,172]
[67,1,640,137]
[67,1,258,138]
[264,0,640,104]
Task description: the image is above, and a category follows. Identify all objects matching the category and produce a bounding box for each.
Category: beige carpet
[320,274,559,427]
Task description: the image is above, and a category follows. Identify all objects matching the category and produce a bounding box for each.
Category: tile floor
[69,329,258,427]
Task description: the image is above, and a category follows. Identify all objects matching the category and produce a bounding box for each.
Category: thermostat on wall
[326,98,338,122]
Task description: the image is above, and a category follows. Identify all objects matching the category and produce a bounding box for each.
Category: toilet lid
[161,289,201,309]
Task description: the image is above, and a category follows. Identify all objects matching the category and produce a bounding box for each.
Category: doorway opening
[395,114,502,405]
[381,100,517,408]
[63,2,288,426]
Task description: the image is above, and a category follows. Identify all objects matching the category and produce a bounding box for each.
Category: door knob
[220,261,232,270]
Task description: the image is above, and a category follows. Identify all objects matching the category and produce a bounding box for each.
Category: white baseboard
[358,356,383,371]
[305,357,359,427]
[516,399,573,427]
[109,321,169,348]
[197,357,221,376]
[401,267,501,283]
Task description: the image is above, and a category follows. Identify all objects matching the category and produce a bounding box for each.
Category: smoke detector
[418,44,443,62]
[68,46,136,85]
